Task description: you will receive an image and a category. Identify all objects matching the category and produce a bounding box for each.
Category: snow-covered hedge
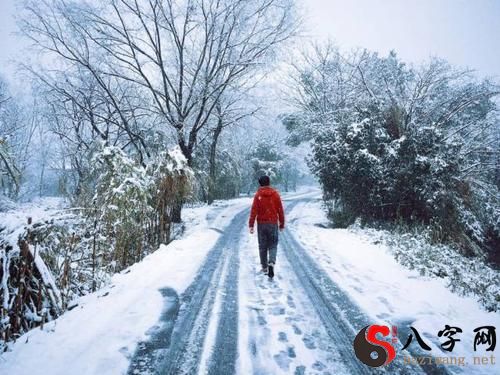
[0,145,192,351]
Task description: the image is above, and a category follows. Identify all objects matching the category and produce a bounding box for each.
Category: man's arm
[276,193,285,229]
[249,194,258,230]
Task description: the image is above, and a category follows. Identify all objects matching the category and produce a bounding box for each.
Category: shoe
[262,267,268,275]
[268,263,274,278]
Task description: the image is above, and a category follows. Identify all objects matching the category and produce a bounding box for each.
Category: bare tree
[21,0,298,163]
[201,85,259,203]
[21,0,298,219]
[0,77,36,197]
[29,66,155,200]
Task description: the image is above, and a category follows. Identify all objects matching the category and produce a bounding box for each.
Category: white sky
[0,0,17,81]
[301,0,500,79]
[1,0,500,84]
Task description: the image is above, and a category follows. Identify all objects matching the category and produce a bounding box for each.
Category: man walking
[249,175,285,278]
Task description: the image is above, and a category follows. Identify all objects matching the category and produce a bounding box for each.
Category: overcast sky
[1,0,500,85]
[303,0,500,79]
[0,0,17,81]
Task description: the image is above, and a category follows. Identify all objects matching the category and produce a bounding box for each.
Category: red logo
[353,325,396,367]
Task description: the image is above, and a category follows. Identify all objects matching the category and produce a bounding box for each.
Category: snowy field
[0,197,68,244]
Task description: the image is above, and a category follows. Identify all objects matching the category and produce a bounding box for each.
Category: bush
[287,46,500,262]
[90,145,192,272]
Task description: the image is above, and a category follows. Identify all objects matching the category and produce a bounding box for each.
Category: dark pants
[257,223,278,269]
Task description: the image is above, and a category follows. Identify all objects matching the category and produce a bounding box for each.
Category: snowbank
[288,199,500,374]
[0,198,249,375]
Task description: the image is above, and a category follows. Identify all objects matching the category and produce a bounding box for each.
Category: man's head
[258,175,270,187]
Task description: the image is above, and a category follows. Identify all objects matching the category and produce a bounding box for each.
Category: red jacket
[249,186,285,229]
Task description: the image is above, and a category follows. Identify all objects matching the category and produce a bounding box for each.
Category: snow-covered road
[239,208,353,375]
[129,196,432,374]
[1,191,498,375]
[129,208,247,375]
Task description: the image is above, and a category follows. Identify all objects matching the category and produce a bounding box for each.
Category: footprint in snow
[269,306,286,316]
[311,329,321,338]
[273,350,292,370]
[285,315,304,324]
[250,340,257,356]
[120,346,131,357]
[278,331,288,342]
[270,286,283,296]
[302,334,317,350]
[269,281,283,291]
[292,324,302,335]
[312,361,326,371]
[377,296,394,313]
[287,295,296,308]
[351,285,363,293]
[294,365,306,375]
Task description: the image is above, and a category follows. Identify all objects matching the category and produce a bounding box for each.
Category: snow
[287,198,500,374]
[5,187,494,374]
[347,119,369,138]
[0,197,67,243]
[198,253,231,374]
[357,148,379,162]
[0,199,241,375]
[168,146,190,172]
[237,225,350,374]
[31,242,63,310]
[1,197,69,311]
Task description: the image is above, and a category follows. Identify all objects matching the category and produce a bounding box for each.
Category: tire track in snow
[205,229,240,375]
[280,226,385,374]
[127,209,247,375]
[282,199,450,375]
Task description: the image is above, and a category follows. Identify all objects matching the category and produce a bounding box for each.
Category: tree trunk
[39,162,45,197]
[207,117,223,204]
[171,200,183,223]
[173,133,194,223]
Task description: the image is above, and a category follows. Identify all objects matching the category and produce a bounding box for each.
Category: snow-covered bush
[287,45,500,263]
[91,146,154,271]
[0,207,112,351]
[146,148,193,244]
[0,195,15,212]
[1,202,74,351]
[89,145,192,272]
